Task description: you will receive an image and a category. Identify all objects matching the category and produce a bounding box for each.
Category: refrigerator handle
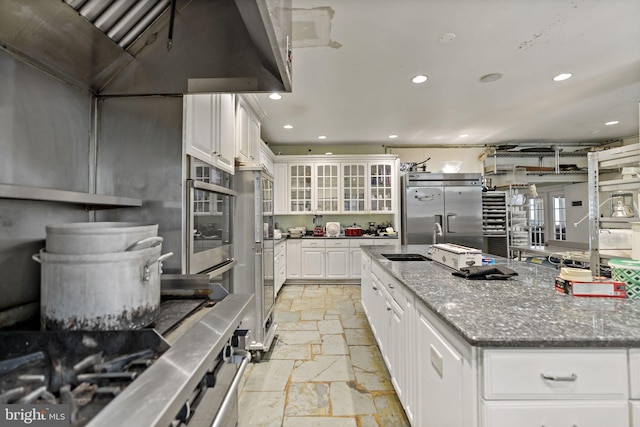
[446,214,456,233]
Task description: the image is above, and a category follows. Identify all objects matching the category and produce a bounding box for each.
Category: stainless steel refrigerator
[402,173,483,249]
[233,165,276,361]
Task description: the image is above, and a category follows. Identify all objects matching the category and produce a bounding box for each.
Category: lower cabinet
[286,239,302,279]
[416,302,464,427]
[301,239,325,279]
[275,240,286,295]
[325,239,349,279]
[482,400,629,427]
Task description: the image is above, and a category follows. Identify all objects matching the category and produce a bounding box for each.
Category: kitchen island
[360,244,640,427]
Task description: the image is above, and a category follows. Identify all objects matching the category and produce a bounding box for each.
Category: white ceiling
[255,0,640,148]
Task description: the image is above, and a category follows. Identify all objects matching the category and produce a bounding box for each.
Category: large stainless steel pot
[45,222,158,254]
[33,239,172,331]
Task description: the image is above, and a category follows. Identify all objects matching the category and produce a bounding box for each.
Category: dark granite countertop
[363,244,640,348]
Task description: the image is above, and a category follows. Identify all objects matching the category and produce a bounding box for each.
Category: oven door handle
[210,350,251,427]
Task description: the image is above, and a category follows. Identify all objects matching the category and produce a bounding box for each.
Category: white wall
[386,147,484,173]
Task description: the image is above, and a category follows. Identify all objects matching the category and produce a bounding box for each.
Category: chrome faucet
[433,222,443,244]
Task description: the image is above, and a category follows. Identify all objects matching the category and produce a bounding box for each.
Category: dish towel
[452,265,519,280]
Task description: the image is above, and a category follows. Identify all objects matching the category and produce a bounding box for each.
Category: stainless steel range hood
[0,0,291,95]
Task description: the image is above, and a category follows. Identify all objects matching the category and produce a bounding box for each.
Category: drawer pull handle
[540,373,577,382]
[372,286,378,290]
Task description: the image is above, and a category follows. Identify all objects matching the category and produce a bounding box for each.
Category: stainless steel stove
[0,293,253,427]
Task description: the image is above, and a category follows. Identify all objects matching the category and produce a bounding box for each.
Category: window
[528,197,544,245]
[553,196,566,240]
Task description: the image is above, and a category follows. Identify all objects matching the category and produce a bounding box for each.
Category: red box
[555,276,627,298]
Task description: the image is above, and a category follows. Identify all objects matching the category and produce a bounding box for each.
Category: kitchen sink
[381,253,431,261]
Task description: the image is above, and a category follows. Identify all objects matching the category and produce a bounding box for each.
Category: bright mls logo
[1,405,69,426]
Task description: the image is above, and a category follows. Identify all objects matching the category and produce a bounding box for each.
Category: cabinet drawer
[483,349,628,400]
[349,239,374,248]
[482,400,629,427]
[325,239,349,248]
[301,239,325,248]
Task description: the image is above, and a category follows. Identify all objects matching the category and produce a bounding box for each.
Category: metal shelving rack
[485,150,589,184]
[482,191,508,257]
[588,143,640,275]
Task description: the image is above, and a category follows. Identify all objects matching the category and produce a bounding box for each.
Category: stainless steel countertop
[363,244,640,348]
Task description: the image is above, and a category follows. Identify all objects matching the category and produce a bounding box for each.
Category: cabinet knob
[386,307,392,311]
[372,286,378,290]
[388,283,394,289]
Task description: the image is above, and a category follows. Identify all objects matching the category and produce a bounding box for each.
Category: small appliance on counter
[326,222,340,237]
[345,224,363,236]
[429,243,483,270]
[313,214,325,236]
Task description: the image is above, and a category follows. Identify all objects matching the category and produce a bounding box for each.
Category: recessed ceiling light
[411,75,428,84]
[318,135,327,140]
[480,73,502,83]
[283,124,293,129]
[389,134,398,139]
[459,134,469,138]
[553,73,573,81]
[269,93,282,100]
[325,152,333,155]
[438,32,456,43]
[605,120,619,126]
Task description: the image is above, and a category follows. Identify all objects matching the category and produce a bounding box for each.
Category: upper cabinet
[274,155,399,215]
[184,93,236,174]
[236,95,265,164]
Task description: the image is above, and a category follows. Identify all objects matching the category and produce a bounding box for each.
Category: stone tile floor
[238,284,411,427]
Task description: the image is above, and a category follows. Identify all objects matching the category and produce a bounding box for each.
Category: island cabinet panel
[482,400,629,427]
[482,349,628,400]
[416,302,465,427]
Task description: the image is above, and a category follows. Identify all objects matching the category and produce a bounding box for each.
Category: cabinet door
[360,254,373,320]
[286,239,302,279]
[184,94,215,164]
[369,162,395,213]
[342,163,367,213]
[247,115,260,162]
[216,94,236,173]
[289,164,313,213]
[302,247,325,278]
[417,303,464,427]
[326,247,349,279]
[274,163,288,215]
[349,247,362,278]
[235,100,250,161]
[316,163,340,213]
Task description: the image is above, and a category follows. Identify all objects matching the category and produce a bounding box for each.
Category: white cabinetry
[325,239,349,279]
[301,239,325,279]
[184,93,235,173]
[415,295,466,427]
[286,239,302,279]
[275,240,286,295]
[235,96,263,164]
[274,162,288,215]
[368,161,396,213]
[481,348,629,426]
[316,163,340,213]
[273,155,399,216]
[288,163,314,213]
